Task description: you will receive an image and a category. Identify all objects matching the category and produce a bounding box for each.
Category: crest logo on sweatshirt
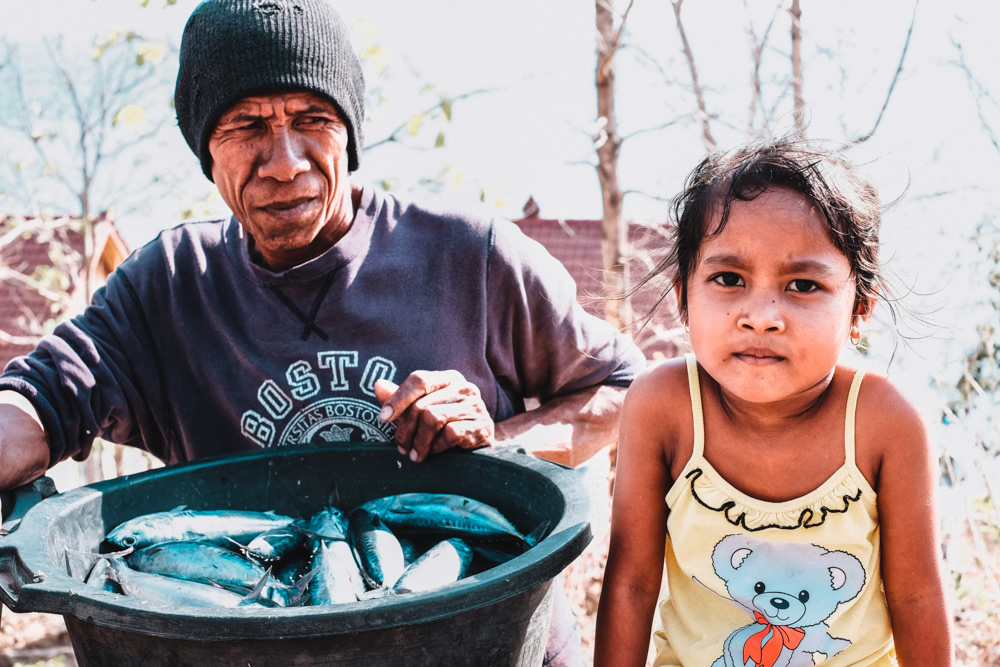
[240,353,397,447]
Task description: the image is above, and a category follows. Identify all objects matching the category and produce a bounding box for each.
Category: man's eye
[301,116,333,126]
[712,272,743,287]
[788,279,819,293]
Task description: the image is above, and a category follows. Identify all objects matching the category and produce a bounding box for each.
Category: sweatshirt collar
[225,184,380,284]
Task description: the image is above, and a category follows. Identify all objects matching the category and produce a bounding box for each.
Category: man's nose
[257,128,309,181]
[737,293,785,333]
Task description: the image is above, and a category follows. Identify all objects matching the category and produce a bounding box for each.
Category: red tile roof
[512,204,681,360]
[0,213,128,370]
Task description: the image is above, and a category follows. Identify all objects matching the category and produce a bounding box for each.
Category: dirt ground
[2,451,998,666]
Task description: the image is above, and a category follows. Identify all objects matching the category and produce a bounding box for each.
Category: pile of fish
[79,493,545,610]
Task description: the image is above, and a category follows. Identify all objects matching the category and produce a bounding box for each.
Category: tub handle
[0,476,58,537]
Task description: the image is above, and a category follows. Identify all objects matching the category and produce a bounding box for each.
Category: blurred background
[1,1,998,664]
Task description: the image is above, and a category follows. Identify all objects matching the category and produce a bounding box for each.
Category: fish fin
[524,520,550,548]
[236,568,273,607]
[293,567,319,596]
[66,546,134,561]
[223,536,252,556]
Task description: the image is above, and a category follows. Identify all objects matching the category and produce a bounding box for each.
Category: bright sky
[3,0,1000,423]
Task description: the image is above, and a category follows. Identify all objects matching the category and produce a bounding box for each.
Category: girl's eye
[788,279,819,293]
[711,272,743,287]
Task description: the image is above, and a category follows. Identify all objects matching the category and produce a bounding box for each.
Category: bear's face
[712,534,866,628]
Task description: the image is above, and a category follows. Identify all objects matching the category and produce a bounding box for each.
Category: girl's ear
[673,282,687,325]
[855,286,879,323]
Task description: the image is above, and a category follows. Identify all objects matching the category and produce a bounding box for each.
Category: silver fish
[84,556,118,593]
[125,540,290,607]
[106,557,267,609]
[359,493,539,548]
[348,507,405,590]
[243,519,309,562]
[307,539,366,605]
[393,538,474,594]
[106,507,295,550]
[305,506,350,549]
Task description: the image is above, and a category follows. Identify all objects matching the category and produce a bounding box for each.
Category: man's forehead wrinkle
[219,94,336,124]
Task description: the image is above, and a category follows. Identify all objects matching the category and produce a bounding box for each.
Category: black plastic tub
[0,443,592,666]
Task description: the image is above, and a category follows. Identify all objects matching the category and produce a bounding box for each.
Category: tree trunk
[595,0,630,332]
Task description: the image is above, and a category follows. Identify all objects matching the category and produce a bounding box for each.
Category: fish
[304,506,350,549]
[106,507,295,550]
[242,519,310,562]
[84,556,119,593]
[125,540,291,607]
[274,554,313,588]
[393,538,474,594]
[348,507,406,591]
[358,493,542,549]
[105,557,268,609]
[307,539,367,605]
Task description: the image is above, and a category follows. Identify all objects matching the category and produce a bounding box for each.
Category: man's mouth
[259,197,318,218]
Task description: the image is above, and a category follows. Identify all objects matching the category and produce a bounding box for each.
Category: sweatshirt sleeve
[0,259,171,466]
[484,218,646,404]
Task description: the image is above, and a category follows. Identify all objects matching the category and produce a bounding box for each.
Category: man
[0,0,645,663]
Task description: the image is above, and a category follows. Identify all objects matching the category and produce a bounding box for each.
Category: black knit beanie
[175,0,365,180]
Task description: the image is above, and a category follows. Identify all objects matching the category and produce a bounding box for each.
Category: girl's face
[679,187,869,406]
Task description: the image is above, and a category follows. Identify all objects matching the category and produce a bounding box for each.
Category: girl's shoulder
[628,356,691,404]
[623,356,695,456]
[849,366,930,476]
[850,366,926,431]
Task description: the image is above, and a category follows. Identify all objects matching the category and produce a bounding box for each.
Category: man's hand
[374,370,494,463]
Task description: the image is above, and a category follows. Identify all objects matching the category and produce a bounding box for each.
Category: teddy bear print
[709,534,866,667]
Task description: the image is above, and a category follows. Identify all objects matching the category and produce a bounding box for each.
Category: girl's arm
[594,363,681,667]
[864,377,952,665]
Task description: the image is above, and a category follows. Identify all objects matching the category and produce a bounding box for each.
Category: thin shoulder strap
[845,367,867,463]
[685,353,705,459]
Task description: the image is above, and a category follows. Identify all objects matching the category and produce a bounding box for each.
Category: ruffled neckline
[679,461,874,532]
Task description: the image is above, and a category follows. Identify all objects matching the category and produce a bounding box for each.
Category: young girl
[594,139,951,666]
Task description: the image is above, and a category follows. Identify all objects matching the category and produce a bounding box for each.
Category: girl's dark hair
[646,136,886,323]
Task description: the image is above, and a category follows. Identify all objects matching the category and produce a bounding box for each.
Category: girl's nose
[257,128,310,181]
[737,295,785,333]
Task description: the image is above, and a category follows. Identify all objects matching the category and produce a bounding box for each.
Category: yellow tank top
[653,354,896,667]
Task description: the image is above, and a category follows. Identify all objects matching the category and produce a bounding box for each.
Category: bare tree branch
[744,0,782,135]
[852,0,919,144]
[789,0,805,138]
[671,0,715,151]
[364,87,497,151]
[952,38,1000,157]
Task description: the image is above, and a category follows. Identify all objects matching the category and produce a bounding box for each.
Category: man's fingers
[397,399,494,462]
[376,371,461,423]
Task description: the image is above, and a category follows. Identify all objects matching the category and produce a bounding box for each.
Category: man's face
[208,91,353,271]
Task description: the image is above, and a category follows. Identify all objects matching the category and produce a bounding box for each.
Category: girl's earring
[850,325,861,347]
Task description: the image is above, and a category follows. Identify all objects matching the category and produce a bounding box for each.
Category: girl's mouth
[734,349,784,365]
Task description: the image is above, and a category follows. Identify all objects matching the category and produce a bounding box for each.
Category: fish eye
[754,581,766,594]
[798,590,810,603]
